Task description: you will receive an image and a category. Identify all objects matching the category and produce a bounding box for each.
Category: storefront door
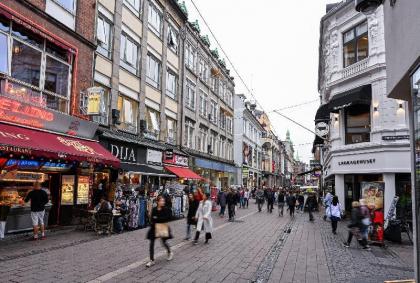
[48,173,61,226]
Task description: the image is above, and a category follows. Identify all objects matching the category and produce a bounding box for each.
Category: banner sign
[86,87,104,116]
[0,170,44,182]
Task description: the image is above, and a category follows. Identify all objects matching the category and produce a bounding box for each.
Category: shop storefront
[0,123,119,233]
[192,157,235,191]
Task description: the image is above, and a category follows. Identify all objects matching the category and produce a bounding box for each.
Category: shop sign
[164,153,188,167]
[315,122,329,137]
[310,160,321,168]
[0,95,98,139]
[382,135,410,141]
[147,149,162,165]
[110,143,136,162]
[41,162,72,171]
[76,176,89,205]
[5,159,41,170]
[86,87,104,116]
[0,170,44,182]
[338,159,375,166]
[61,175,75,205]
[242,167,249,177]
[165,149,174,160]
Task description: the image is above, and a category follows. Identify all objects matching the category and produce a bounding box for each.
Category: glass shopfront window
[0,17,72,113]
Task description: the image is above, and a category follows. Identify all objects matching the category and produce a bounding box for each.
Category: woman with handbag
[193,193,213,244]
[329,196,342,234]
[146,195,173,267]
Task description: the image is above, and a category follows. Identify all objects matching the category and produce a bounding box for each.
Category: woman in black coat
[186,193,199,240]
[146,196,173,267]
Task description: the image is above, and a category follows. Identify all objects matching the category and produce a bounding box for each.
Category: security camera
[355,0,384,14]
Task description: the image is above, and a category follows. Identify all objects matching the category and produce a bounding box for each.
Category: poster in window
[61,175,75,205]
[361,182,385,244]
[77,176,89,205]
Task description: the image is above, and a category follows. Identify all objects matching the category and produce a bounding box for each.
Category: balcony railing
[341,58,369,79]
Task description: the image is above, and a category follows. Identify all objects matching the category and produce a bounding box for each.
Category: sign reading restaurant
[338,159,376,166]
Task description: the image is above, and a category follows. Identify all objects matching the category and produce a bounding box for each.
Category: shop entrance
[344,174,383,211]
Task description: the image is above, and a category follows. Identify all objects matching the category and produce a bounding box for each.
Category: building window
[343,21,368,68]
[209,100,218,124]
[226,89,233,108]
[124,0,141,16]
[185,79,196,110]
[1,20,72,113]
[210,75,217,93]
[148,4,162,37]
[185,42,195,71]
[184,119,195,149]
[209,132,216,154]
[146,54,161,88]
[226,116,233,134]
[146,107,160,139]
[345,105,370,144]
[168,25,178,54]
[54,0,76,13]
[96,14,112,58]
[199,91,208,117]
[167,118,176,145]
[117,94,138,133]
[166,70,177,99]
[120,33,139,75]
[220,138,226,159]
[197,127,208,152]
[218,81,225,99]
[199,58,208,82]
[220,111,226,129]
[92,84,110,125]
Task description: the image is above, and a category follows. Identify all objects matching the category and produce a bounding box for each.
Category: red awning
[0,123,120,167]
[164,165,202,180]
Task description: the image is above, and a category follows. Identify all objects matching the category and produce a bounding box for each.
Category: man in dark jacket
[217,189,227,217]
[266,188,275,213]
[306,193,317,221]
[287,193,296,217]
[226,189,237,221]
[277,190,286,216]
[256,188,265,212]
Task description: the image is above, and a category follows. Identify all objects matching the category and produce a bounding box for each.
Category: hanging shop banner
[77,176,90,205]
[86,87,104,115]
[361,182,385,244]
[0,93,98,139]
[61,175,75,205]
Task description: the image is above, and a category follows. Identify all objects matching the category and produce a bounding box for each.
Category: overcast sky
[185,0,337,163]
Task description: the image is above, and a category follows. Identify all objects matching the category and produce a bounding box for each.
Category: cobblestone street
[0,203,414,283]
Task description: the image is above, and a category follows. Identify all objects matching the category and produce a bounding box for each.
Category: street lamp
[355,0,383,14]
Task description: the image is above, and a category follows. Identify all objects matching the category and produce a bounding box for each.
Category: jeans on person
[186,224,192,239]
[298,203,304,212]
[330,216,339,233]
[240,197,244,208]
[289,205,295,217]
[267,202,273,213]
[149,238,170,261]
[219,205,226,216]
[228,204,235,220]
[244,198,249,208]
[308,205,314,221]
[257,199,263,212]
[278,202,285,216]
[346,227,368,247]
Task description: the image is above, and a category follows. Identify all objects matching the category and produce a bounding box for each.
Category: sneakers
[146,261,155,268]
[167,252,173,261]
[343,242,350,248]
[193,240,198,245]
[362,246,371,251]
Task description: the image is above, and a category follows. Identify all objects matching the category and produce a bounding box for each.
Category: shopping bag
[155,223,169,238]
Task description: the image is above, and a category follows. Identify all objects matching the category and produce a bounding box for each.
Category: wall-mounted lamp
[334,117,338,122]
[399,103,403,109]
[373,106,378,112]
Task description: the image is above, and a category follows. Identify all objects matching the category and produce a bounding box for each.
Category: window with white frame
[226,116,232,134]
[166,70,177,99]
[219,110,226,129]
[210,75,217,92]
[146,54,161,88]
[243,119,247,135]
[199,91,208,117]
[210,100,217,124]
[148,3,162,37]
[185,79,196,110]
[220,138,226,159]
[120,33,139,74]
[96,13,112,58]
[146,107,160,139]
[343,21,368,68]
[226,89,233,108]
[199,57,206,81]
[185,42,195,71]
[218,81,225,100]
[117,94,139,133]
[215,136,220,157]
[198,127,208,152]
[124,0,141,16]
[167,25,178,54]
[184,119,195,149]
[92,83,110,125]
[54,0,76,13]
[0,19,72,113]
[167,117,176,144]
[209,132,216,154]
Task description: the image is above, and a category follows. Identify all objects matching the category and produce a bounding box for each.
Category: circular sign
[315,122,329,137]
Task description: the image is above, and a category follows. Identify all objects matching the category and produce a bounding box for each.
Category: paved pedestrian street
[0,204,414,283]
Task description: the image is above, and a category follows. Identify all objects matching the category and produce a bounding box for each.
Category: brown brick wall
[1,0,97,117]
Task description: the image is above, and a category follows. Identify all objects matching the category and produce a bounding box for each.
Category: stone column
[335,174,345,210]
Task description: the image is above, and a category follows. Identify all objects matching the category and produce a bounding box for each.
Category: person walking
[193,193,213,244]
[266,188,275,213]
[306,192,317,221]
[343,201,370,250]
[146,196,173,267]
[359,199,371,248]
[186,193,199,240]
[226,189,237,221]
[256,187,265,212]
[243,189,250,208]
[277,190,286,216]
[24,182,49,240]
[239,188,245,208]
[287,192,296,217]
[323,190,333,221]
[217,189,227,217]
[0,203,10,240]
[329,196,342,234]
[297,193,305,213]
